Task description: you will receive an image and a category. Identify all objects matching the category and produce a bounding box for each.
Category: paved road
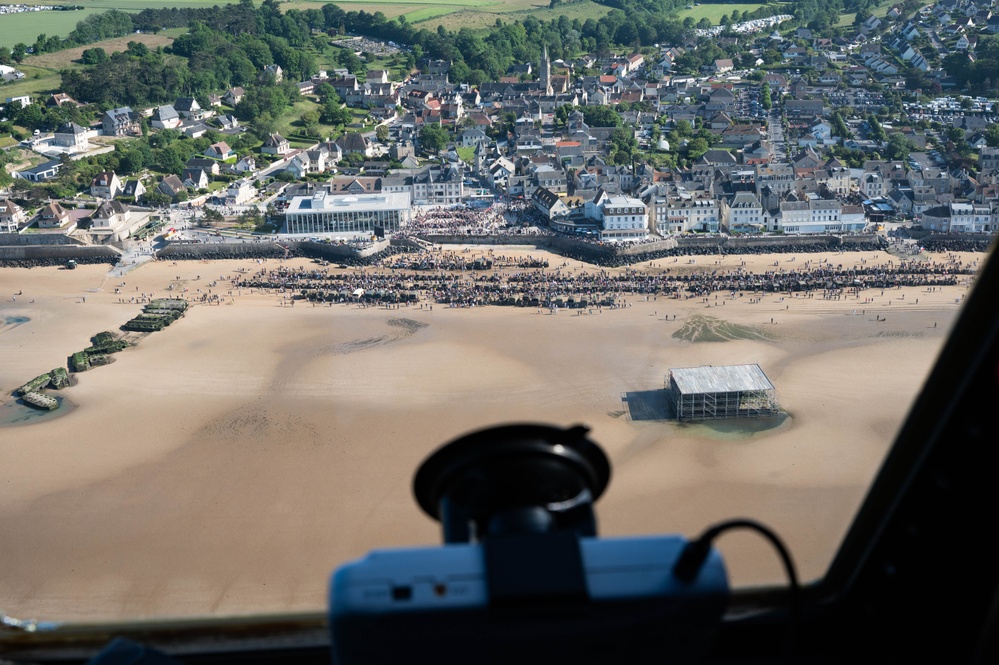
[107,240,157,279]
[768,108,787,160]
[927,30,948,56]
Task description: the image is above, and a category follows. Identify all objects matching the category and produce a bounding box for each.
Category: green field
[433,0,609,29]
[280,0,608,30]
[0,8,104,46]
[0,0,248,44]
[675,3,768,25]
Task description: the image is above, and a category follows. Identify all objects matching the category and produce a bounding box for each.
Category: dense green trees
[867,114,886,142]
[984,124,999,148]
[68,10,134,45]
[830,111,851,140]
[320,98,352,126]
[943,37,999,94]
[61,50,189,107]
[581,106,622,128]
[884,133,912,162]
[6,97,94,133]
[81,47,109,65]
[420,124,449,154]
[234,83,295,122]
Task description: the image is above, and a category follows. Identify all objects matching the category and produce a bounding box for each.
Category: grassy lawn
[838,12,857,27]
[3,0,239,43]
[0,68,62,103]
[432,0,609,29]
[0,8,104,45]
[273,99,321,139]
[676,3,768,25]
[271,98,368,146]
[363,55,410,81]
[27,32,176,69]
[405,6,468,23]
[285,0,609,30]
[283,0,500,6]
[456,146,475,163]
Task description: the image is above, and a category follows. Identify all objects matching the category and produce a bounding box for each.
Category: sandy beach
[0,246,983,622]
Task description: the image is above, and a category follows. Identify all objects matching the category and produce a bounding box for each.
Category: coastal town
[1,0,997,626]
[0,0,997,263]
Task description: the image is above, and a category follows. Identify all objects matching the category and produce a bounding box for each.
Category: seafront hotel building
[284,191,412,235]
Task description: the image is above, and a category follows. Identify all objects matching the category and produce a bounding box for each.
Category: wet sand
[0,248,981,621]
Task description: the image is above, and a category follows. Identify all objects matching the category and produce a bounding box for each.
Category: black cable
[673,518,800,656]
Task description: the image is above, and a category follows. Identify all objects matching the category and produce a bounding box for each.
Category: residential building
[102,107,139,136]
[157,174,188,201]
[182,168,210,190]
[122,180,146,201]
[264,64,283,82]
[0,199,26,232]
[724,191,765,232]
[226,180,256,205]
[16,159,61,182]
[53,122,88,149]
[150,105,181,129]
[532,186,571,221]
[91,171,122,199]
[649,194,720,234]
[231,154,257,174]
[336,132,374,157]
[223,87,245,106]
[37,201,71,229]
[412,164,464,205]
[47,93,78,107]
[205,142,235,160]
[90,200,130,233]
[174,97,205,120]
[261,133,290,155]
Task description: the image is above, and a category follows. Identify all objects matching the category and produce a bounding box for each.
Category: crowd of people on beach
[228,252,978,309]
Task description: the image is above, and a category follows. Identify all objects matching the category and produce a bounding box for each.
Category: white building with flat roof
[284,191,412,236]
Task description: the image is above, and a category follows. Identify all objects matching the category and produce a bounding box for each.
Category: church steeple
[540,43,552,95]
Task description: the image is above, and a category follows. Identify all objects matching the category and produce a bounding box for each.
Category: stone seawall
[671,235,886,253]
[917,234,996,253]
[156,239,395,264]
[418,234,619,262]
[298,239,391,259]
[414,233,880,261]
[0,245,119,266]
[158,243,290,260]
